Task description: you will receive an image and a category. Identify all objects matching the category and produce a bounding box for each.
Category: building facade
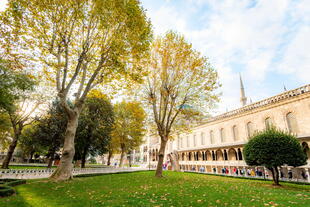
[146,82,310,182]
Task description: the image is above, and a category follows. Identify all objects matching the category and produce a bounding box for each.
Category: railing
[206,84,310,122]
[0,167,148,179]
[183,170,310,183]
[179,160,247,166]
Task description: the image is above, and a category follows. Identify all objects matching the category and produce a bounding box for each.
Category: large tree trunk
[155,138,167,177]
[107,150,113,166]
[270,167,280,185]
[2,126,22,169]
[50,112,79,181]
[119,149,126,168]
[168,150,180,171]
[81,145,88,168]
[28,151,34,163]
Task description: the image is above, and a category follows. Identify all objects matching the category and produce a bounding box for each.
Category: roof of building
[203,84,310,125]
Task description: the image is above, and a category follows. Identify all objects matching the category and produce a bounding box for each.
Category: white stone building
[145,80,310,182]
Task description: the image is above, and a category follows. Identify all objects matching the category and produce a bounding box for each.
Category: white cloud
[142,0,310,113]
[278,26,310,83]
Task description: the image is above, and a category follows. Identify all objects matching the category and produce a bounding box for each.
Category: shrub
[243,127,307,185]
[0,185,15,197]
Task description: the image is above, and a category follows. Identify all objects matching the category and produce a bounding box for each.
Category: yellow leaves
[87,89,108,99]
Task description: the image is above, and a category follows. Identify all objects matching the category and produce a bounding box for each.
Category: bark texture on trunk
[270,167,280,185]
[47,150,55,168]
[168,150,180,171]
[81,146,88,168]
[155,139,167,177]
[107,151,113,166]
[2,126,22,169]
[50,112,79,181]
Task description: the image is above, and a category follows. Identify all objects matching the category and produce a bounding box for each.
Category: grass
[0,171,309,207]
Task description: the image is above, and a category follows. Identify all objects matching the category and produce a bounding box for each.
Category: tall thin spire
[240,74,247,106]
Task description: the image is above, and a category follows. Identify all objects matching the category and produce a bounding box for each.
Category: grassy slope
[0,171,309,207]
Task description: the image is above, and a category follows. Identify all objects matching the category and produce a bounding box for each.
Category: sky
[1,0,309,114]
[140,0,310,113]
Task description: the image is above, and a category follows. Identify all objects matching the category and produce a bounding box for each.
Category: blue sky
[1,0,309,114]
[141,0,310,113]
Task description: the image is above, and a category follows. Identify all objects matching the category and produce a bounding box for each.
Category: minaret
[240,74,247,106]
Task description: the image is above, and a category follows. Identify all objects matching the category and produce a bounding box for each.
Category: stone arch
[237,148,243,160]
[197,151,202,161]
[205,150,212,161]
[216,149,223,161]
[211,150,216,161]
[202,151,205,160]
[210,130,214,144]
[223,149,228,160]
[302,142,310,159]
[246,122,254,138]
[188,152,192,161]
[286,112,298,133]
[265,117,273,129]
[228,148,238,160]
[220,128,226,142]
[181,153,185,161]
[232,125,239,141]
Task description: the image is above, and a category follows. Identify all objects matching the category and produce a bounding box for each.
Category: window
[187,136,189,147]
[232,125,238,141]
[286,112,298,133]
[201,132,205,145]
[220,128,225,142]
[265,117,272,129]
[181,136,183,148]
[246,122,254,138]
[193,134,196,146]
[210,130,214,144]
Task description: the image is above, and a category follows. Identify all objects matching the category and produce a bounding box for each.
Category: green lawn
[1,171,310,207]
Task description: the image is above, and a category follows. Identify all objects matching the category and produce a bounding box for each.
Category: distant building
[145,81,310,181]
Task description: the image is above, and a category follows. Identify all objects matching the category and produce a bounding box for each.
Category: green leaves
[75,91,114,162]
[112,101,146,153]
[244,127,307,168]
[0,58,35,112]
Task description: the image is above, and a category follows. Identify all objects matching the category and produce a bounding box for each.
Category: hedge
[0,179,27,197]
[0,185,15,197]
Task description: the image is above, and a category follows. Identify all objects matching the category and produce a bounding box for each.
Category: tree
[1,0,152,180]
[23,100,67,168]
[243,127,307,185]
[19,124,46,163]
[1,95,41,169]
[144,31,219,177]
[112,101,146,167]
[0,59,37,169]
[74,90,114,168]
[106,136,119,166]
[0,58,34,112]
